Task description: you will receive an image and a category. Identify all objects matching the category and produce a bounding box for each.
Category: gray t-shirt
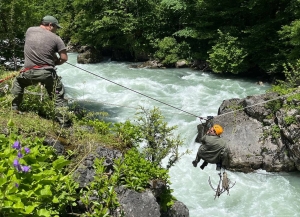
[24,26,66,68]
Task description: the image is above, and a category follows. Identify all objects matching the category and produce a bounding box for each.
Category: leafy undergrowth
[0,71,186,216]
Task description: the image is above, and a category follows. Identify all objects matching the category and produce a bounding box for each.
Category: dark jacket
[197,135,229,165]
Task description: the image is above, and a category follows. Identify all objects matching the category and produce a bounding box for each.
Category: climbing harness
[208,170,236,199]
[20,64,51,73]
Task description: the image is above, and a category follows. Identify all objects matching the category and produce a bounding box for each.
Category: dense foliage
[2,0,300,74]
[0,69,187,215]
[0,133,78,216]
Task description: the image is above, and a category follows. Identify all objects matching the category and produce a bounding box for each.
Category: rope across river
[65,62,296,121]
[0,45,295,121]
[1,50,299,182]
[0,59,296,121]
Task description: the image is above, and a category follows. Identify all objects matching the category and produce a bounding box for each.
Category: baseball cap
[42,15,62,28]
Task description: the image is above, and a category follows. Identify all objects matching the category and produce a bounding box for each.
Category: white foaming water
[58,53,300,217]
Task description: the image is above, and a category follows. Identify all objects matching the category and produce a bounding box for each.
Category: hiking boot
[13,110,23,114]
[216,163,222,171]
[12,106,23,114]
[192,161,197,167]
[200,161,208,170]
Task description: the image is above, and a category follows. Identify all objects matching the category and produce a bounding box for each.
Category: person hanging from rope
[11,15,71,127]
[192,124,229,171]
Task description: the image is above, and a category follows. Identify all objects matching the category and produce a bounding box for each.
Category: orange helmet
[213,124,223,136]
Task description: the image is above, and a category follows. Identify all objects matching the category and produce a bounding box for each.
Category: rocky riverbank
[196,89,300,173]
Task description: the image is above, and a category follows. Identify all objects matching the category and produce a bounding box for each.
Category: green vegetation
[262,59,300,140]
[0,71,187,216]
[117,148,169,191]
[154,37,190,66]
[270,125,281,139]
[2,0,300,75]
[208,30,248,74]
[79,157,120,216]
[265,99,282,116]
[135,107,190,168]
[0,134,78,216]
[284,116,297,126]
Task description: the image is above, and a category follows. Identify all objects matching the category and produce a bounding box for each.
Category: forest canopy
[1,0,300,76]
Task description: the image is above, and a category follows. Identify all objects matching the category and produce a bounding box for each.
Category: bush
[208,30,248,74]
[154,37,190,66]
[117,148,169,191]
[112,120,143,148]
[135,107,189,169]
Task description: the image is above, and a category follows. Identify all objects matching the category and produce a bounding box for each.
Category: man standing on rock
[192,124,229,170]
[11,15,70,127]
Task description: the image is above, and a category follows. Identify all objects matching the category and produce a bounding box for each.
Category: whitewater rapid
[58,53,300,217]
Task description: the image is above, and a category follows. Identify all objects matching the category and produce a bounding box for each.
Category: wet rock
[115,186,160,217]
[175,60,188,68]
[73,145,122,187]
[43,137,65,155]
[196,90,300,172]
[137,60,164,69]
[161,200,189,217]
[77,46,103,64]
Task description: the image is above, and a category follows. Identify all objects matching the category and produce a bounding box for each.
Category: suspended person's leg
[192,146,205,168]
[200,161,208,170]
[192,160,198,167]
[216,162,222,171]
[219,148,230,170]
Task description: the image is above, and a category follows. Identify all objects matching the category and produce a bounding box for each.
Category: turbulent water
[58,53,300,217]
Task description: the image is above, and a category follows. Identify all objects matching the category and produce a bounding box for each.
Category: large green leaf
[6,194,21,202]
[52,158,70,170]
[12,201,24,209]
[40,185,52,196]
[24,205,38,214]
[37,208,51,217]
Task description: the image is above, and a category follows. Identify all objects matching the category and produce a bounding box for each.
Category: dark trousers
[11,69,68,124]
[193,151,222,170]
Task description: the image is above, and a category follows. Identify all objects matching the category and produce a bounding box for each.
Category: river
[58,53,300,217]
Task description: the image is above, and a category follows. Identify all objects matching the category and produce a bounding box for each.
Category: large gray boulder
[73,145,189,216]
[196,90,300,172]
[74,146,122,187]
[161,201,189,217]
[115,186,161,217]
[115,185,189,217]
[77,46,103,64]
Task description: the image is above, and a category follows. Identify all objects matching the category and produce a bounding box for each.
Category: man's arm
[55,49,68,65]
[200,134,207,144]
